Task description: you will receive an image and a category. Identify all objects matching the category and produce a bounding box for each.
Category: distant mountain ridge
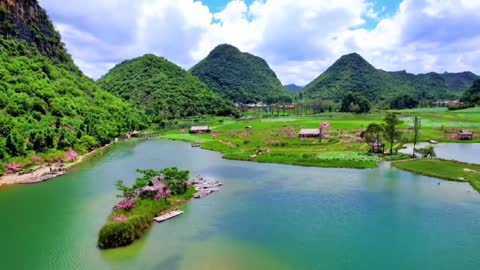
[284,84,304,93]
[190,44,289,103]
[302,53,478,103]
[98,54,238,121]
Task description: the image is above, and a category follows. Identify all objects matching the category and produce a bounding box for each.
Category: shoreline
[0,144,112,188]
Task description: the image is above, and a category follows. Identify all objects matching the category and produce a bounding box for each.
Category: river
[0,140,479,270]
[400,143,480,164]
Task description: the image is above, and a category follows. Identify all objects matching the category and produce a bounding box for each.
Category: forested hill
[97,54,238,122]
[0,0,148,162]
[437,72,479,92]
[190,44,289,103]
[284,84,304,93]
[302,53,477,103]
[461,79,480,105]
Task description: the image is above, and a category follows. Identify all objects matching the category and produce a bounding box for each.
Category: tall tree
[383,113,402,154]
[412,116,421,157]
[364,123,384,144]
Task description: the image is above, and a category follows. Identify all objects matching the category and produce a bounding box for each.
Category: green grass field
[392,159,480,192]
[156,108,480,169]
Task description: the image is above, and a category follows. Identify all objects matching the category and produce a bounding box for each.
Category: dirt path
[0,144,111,187]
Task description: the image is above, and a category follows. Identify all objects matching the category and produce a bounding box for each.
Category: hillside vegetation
[302,53,477,106]
[0,38,148,160]
[0,0,148,163]
[98,54,238,122]
[461,79,480,105]
[190,44,289,103]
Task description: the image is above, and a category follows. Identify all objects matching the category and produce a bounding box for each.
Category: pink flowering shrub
[154,189,172,200]
[113,215,128,222]
[66,150,78,162]
[115,199,136,210]
[31,155,42,164]
[7,163,21,172]
[447,134,459,140]
[320,122,331,129]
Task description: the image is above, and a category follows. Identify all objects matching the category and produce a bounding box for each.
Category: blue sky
[39,0,480,85]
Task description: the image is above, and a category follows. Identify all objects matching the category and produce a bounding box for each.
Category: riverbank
[392,159,480,192]
[0,144,111,187]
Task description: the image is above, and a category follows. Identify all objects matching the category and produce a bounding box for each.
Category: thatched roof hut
[458,130,473,140]
[190,126,211,134]
[142,175,166,192]
[299,128,320,137]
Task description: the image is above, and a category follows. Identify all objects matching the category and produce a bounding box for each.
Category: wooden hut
[142,175,166,192]
[458,130,473,140]
[370,139,385,154]
[131,130,140,138]
[189,126,211,134]
[299,128,320,138]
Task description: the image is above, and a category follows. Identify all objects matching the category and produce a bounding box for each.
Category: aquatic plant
[315,152,379,163]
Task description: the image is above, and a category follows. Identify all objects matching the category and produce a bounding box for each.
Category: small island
[98,167,221,249]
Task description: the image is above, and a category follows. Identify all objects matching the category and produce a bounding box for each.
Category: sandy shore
[0,144,110,187]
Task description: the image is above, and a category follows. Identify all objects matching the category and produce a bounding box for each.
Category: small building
[131,130,139,138]
[189,126,211,134]
[370,139,385,154]
[299,128,320,137]
[142,175,166,192]
[458,130,473,140]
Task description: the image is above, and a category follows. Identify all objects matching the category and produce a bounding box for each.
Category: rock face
[0,0,71,63]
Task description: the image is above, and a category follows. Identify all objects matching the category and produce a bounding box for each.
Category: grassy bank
[392,159,480,192]
[98,187,195,249]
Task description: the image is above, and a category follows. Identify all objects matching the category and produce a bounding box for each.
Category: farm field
[158,108,480,168]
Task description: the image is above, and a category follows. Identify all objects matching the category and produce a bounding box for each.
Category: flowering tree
[7,163,21,172]
[319,122,330,143]
[154,188,172,201]
[115,199,136,211]
[66,150,78,162]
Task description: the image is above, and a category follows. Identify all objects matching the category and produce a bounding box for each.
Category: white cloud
[39,0,480,84]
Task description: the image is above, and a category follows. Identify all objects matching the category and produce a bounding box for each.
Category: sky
[39,0,480,85]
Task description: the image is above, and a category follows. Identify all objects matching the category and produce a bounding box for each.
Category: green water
[1,140,479,270]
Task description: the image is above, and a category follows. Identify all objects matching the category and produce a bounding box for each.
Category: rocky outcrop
[0,0,71,63]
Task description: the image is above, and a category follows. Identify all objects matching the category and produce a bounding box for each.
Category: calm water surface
[401,143,480,164]
[0,140,479,270]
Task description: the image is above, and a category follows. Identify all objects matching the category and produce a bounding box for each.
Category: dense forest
[301,53,477,108]
[98,54,239,122]
[190,44,290,103]
[0,38,148,161]
[284,84,304,93]
[0,0,148,166]
[461,79,480,105]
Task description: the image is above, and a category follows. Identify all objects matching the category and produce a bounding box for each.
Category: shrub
[384,153,410,161]
[447,102,474,111]
[328,137,340,143]
[98,221,136,249]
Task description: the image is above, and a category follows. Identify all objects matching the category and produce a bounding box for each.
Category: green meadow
[156,108,480,169]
